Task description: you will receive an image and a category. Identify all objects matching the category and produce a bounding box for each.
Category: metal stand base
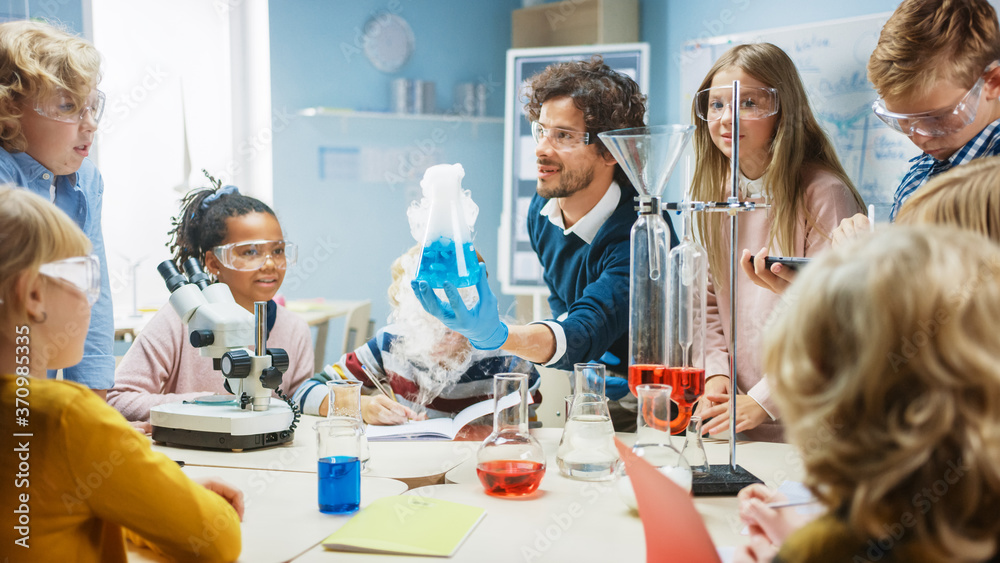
[692,464,762,496]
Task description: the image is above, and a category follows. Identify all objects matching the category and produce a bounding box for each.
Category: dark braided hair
[166,171,276,271]
[524,55,647,191]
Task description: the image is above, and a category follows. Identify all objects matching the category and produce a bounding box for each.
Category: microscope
[148,258,299,451]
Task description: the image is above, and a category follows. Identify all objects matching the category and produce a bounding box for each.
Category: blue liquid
[318,456,360,514]
[415,238,482,288]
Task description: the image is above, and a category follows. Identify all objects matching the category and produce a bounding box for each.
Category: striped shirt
[292,324,540,419]
[890,118,1000,221]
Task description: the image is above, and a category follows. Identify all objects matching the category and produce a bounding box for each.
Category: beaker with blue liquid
[414,163,481,288]
[315,419,362,514]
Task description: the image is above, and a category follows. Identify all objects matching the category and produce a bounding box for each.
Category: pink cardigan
[109,303,314,421]
[704,166,863,442]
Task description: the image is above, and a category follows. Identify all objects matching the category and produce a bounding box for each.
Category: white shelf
[297,107,503,125]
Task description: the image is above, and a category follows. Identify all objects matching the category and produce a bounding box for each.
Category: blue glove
[598,351,621,366]
[411,270,508,350]
[584,366,630,401]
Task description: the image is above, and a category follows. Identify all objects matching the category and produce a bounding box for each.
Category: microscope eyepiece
[183,257,212,290]
[157,260,188,293]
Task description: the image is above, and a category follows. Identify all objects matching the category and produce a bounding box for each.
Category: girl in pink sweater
[689,43,865,441]
[109,181,313,422]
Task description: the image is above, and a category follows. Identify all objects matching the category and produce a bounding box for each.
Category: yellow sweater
[0,375,241,562]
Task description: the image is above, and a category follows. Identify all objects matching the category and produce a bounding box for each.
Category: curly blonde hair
[0,20,101,152]
[896,156,1000,242]
[0,186,91,329]
[764,225,1000,561]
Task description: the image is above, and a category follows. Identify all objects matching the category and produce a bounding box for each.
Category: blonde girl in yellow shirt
[0,187,243,562]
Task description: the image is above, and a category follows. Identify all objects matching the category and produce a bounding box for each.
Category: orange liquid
[665,367,705,434]
[629,364,706,434]
[476,460,545,497]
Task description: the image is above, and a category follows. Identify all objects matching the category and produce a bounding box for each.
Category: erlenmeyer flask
[476,373,545,497]
[665,209,707,434]
[326,380,370,470]
[681,415,711,478]
[617,383,693,510]
[556,371,619,481]
[413,163,481,288]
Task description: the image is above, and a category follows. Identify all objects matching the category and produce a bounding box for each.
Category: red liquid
[665,367,706,434]
[476,460,545,497]
[629,364,667,396]
[629,364,706,434]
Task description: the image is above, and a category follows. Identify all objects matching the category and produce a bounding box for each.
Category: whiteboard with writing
[679,13,910,217]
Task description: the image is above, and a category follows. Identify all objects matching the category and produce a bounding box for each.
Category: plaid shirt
[890,118,1000,221]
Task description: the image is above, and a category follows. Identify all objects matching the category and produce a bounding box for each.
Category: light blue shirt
[0,149,115,389]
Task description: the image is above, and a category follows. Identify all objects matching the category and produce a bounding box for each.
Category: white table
[291,429,804,561]
[126,466,407,563]
[149,415,478,488]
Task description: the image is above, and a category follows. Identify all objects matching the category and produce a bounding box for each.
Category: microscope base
[150,398,295,451]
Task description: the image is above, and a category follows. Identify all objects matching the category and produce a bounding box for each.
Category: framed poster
[499,43,649,294]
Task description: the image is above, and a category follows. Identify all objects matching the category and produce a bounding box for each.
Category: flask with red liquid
[664,208,707,434]
[476,373,545,497]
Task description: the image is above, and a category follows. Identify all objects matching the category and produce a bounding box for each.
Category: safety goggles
[694,86,780,122]
[212,240,297,271]
[38,254,101,305]
[34,89,106,124]
[531,121,591,149]
[872,61,998,137]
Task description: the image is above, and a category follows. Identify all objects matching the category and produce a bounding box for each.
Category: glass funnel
[476,373,546,497]
[665,209,707,434]
[598,125,695,396]
[413,163,481,288]
[617,383,693,511]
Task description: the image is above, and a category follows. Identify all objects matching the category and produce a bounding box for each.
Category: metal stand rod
[729,80,740,470]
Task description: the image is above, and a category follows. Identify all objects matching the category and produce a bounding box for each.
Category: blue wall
[270,0,520,363]
[270,0,934,363]
[28,0,84,34]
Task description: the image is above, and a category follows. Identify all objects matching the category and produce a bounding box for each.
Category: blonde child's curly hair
[0,20,101,152]
[765,225,1000,561]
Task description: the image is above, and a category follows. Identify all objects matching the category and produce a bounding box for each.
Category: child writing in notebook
[293,245,540,423]
[689,43,865,441]
[0,187,242,562]
[108,180,314,423]
[0,20,115,397]
[735,226,1000,563]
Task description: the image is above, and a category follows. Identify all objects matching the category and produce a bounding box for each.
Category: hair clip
[200,184,239,209]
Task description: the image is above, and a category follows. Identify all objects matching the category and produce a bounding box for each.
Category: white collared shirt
[538,181,621,244]
[739,170,768,200]
[533,181,621,366]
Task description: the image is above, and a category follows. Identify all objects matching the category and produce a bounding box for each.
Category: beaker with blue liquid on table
[315,419,362,514]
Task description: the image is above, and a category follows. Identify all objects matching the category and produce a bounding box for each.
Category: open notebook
[365,391,524,441]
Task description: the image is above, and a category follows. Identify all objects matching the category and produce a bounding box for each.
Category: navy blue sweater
[527,185,678,372]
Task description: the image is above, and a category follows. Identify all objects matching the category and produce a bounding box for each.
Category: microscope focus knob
[266,348,289,373]
[259,367,283,390]
[221,350,252,378]
[190,330,215,348]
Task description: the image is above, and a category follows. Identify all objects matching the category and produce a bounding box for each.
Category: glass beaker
[665,209,707,434]
[617,384,693,510]
[326,380,370,470]
[413,163,481,288]
[571,362,606,396]
[315,418,362,514]
[681,415,711,478]
[556,364,619,480]
[476,373,546,497]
